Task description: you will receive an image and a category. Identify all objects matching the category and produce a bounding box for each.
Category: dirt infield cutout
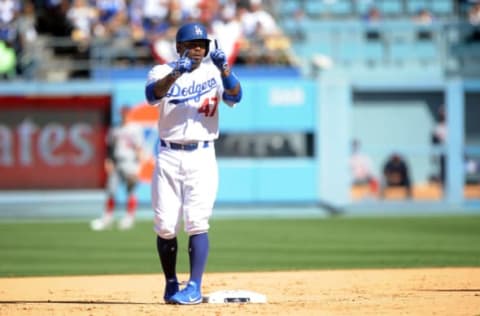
[1,268,479,315]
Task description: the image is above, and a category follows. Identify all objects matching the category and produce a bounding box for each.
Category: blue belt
[160,139,210,151]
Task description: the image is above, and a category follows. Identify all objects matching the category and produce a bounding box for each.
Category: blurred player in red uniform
[90,106,144,230]
[350,139,379,197]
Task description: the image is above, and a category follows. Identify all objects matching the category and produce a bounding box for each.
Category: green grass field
[1,215,479,277]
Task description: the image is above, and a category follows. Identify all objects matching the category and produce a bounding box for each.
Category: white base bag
[203,290,267,304]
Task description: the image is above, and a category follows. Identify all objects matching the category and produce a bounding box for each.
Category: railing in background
[5,19,479,82]
[282,19,480,79]
[274,0,459,20]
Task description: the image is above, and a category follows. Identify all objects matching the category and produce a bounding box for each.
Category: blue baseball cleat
[163,279,180,304]
[169,281,203,305]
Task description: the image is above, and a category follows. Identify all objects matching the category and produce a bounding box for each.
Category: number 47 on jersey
[198,97,218,117]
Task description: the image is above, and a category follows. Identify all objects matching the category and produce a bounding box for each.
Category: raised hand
[175,49,192,74]
[209,40,227,70]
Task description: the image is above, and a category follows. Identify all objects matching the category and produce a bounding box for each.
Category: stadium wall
[0,77,478,214]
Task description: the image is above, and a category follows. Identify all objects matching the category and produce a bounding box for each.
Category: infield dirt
[1,268,479,315]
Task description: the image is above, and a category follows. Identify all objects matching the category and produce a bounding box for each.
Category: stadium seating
[276,0,301,18]
[406,0,429,14]
[377,0,403,16]
[7,0,475,81]
[431,0,454,15]
[304,0,353,18]
[274,0,471,79]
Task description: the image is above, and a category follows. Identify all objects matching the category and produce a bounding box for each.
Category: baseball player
[145,22,242,305]
[90,106,144,231]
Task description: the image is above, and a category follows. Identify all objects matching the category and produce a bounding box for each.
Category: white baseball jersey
[109,123,143,164]
[146,60,233,143]
[145,59,240,239]
[106,123,143,194]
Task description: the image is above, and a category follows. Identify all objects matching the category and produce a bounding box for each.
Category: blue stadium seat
[304,1,326,16]
[329,0,353,15]
[281,18,307,40]
[302,41,332,58]
[284,16,445,76]
[406,0,429,14]
[414,39,438,61]
[355,0,373,16]
[390,41,412,62]
[431,0,454,15]
[304,0,351,16]
[278,0,301,17]
[335,31,365,63]
[389,35,437,64]
[362,40,384,62]
[379,0,403,15]
[338,41,360,63]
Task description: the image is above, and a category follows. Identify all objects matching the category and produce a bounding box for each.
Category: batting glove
[210,49,228,70]
[174,49,192,74]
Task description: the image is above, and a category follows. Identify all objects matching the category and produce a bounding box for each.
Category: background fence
[1,0,480,217]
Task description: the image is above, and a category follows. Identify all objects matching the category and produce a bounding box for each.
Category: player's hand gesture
[210,40,227,71]
[175,49,192,74]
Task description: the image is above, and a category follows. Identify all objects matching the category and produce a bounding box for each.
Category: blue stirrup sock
[156,236,178,282]
[188,233,209,287]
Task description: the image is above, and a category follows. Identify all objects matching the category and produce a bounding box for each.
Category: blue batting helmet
[176,22,211,56]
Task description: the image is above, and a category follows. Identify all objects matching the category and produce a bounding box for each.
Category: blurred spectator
[283,7,307,42]
[363,6,382,41]
[431,105,447,187]
[15,0,38,78]
[466,2,480,42]
[468,2,480,24]
[0,0,20,52]
[237,0,292,65]
[178,0,201,20]
[66,0,101,76]
[349,139,379,197]
[197,0,220,25]
[0,0,19,20]
[413,8,434,40]
[93,0,128,39]
[35,0,73,36]
[211,0,242,65]
[0,0,20,33]
[364,5,381,23]
[92,0,144,67]
[1,0,39,78]
[66,0,98,45]
[465,154,480,184]
[381,153,412,199]
[240,0,279,38]
[131,0,181,63]
[413,8,434,26]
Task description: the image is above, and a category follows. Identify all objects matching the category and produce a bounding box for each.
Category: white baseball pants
[152,142,218,239]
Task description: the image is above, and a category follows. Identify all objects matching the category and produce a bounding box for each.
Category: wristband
[222,72,239,90]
